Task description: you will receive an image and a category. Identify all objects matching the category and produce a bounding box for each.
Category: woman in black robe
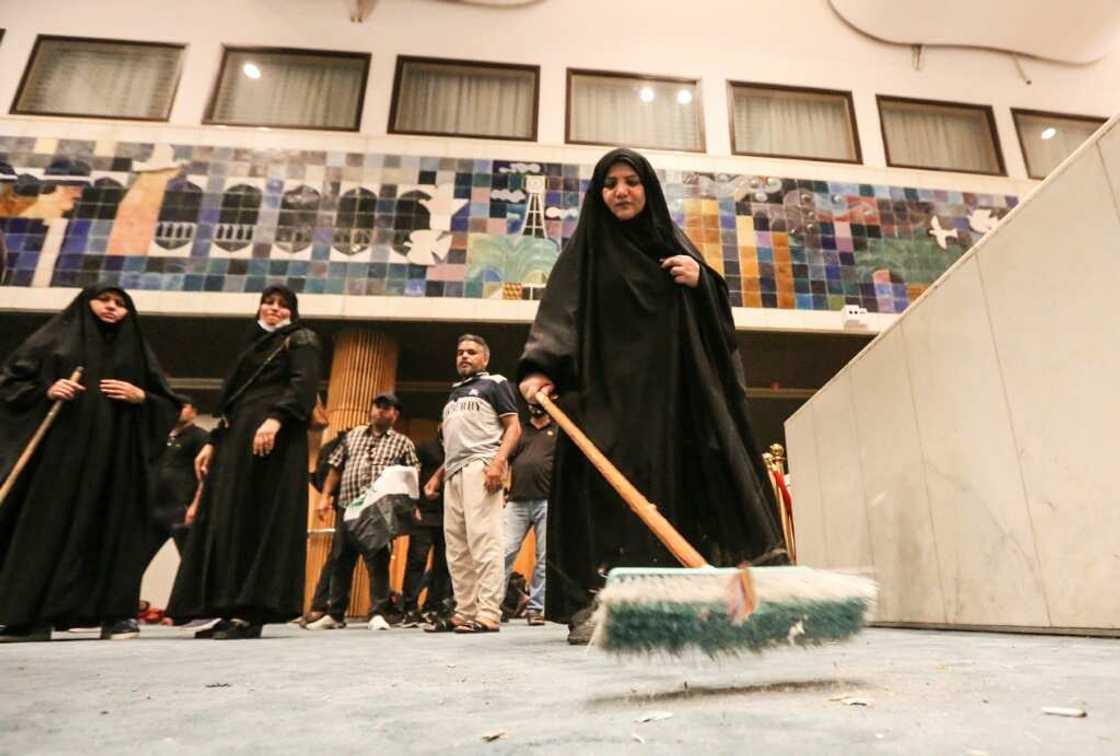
[518,148,788,640]
[168,286,321,639]
[0,285,181,642]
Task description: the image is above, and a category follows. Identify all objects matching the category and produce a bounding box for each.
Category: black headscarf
[520,147,726,407]
[0,284,183,480]
[214,285,304,415]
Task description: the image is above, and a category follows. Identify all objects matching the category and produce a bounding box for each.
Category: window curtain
[210,51,366,129]
[569,74,703,152]
[16,39,181,119]
[732,88,856,161]
[1015,113,1103,178]
[880,101,1001,174]
[394,63,535,138]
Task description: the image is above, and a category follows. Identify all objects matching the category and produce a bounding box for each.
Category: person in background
[306,393,419,632]
[502,403,556,626]
[400,425,453,629]
[423,335,520,634]
[150,398,208,556]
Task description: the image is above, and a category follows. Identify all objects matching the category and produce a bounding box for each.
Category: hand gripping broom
[0,367,84,508]
[535,391,876,658]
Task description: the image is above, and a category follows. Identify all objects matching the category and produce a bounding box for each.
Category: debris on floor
[634,711,673,723]
[1042,707,1087,718]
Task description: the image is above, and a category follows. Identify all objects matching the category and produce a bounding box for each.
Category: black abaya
[168,298,321,624]
[518,148,788,623]
[0,286,181,629]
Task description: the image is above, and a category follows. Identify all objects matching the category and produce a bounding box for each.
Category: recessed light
[243,62,262,80]
[676,89,693,105]
[639,86,655,103]
[1041,127,1057,140]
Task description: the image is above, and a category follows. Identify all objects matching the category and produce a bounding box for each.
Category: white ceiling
[830,0,1120,64]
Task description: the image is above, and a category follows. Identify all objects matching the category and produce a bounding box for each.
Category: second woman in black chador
[518,148,788,641]
[168,285,321,639]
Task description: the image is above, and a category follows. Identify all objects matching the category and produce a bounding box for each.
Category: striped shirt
[327,425,420,507]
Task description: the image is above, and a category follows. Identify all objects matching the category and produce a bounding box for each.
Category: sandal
[453,619,500,634]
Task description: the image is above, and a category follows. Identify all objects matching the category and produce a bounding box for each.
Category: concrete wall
[785,116,1120,632]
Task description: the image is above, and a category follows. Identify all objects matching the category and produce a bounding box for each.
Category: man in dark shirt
[400,427,453,628]
[504,404,556,625]
[151,400,207,555]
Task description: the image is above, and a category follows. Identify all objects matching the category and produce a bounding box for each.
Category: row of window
[9,35,1108,180]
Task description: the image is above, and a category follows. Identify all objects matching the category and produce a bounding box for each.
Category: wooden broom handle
[534,391,708,569]
[0,367,84,508]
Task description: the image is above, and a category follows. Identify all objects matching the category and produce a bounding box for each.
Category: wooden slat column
[304,329,400,618]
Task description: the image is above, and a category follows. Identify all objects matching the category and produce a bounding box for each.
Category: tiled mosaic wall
[0,135,1017,313]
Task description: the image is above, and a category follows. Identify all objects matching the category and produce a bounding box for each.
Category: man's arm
[423,464,445,500]
[317,466,342,520]
[483,414,521,494]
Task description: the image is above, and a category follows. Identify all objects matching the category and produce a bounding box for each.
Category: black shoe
[0,624,51,643]
[566,604,597,646]
[100,619,140,640]
[213,618,262,640]
[399,610,422,628]
[421,616,455,633]
[194,619,233,639]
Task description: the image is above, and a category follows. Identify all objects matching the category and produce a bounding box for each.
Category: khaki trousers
[443,459,505,624]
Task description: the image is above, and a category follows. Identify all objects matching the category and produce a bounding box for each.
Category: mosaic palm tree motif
[466,233,559,299]
[215,184,261,252]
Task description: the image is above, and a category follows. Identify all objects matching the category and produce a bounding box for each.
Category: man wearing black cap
[307,392,419,631]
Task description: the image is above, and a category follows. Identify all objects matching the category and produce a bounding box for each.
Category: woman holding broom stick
[518,148,788,644]
[168,285,321,640]
[0,285,182,642]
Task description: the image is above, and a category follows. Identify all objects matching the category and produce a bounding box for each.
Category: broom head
[591,565,877,658]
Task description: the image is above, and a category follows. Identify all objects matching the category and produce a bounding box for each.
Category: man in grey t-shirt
[424,334,520,633]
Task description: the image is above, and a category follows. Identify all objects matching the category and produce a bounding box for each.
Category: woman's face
[258,294,292,326]
[601,162,646,221]
[88,290,129,324]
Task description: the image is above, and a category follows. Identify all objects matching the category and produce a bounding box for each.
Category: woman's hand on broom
[518,372,555,404]
[195,444,214,481]
[47,377,85,401]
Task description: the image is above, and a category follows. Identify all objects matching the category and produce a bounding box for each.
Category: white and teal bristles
[590,565,877,658]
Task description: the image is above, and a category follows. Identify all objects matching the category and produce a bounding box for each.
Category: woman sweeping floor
[517,148,789,643]
[0,285,181,642]
[168,285,321,640]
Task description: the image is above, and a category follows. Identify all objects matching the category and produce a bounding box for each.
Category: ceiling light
[639,86,655,103]
[676,89,693,105]
[242,62,262,80]
[1040,127,1057,140]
